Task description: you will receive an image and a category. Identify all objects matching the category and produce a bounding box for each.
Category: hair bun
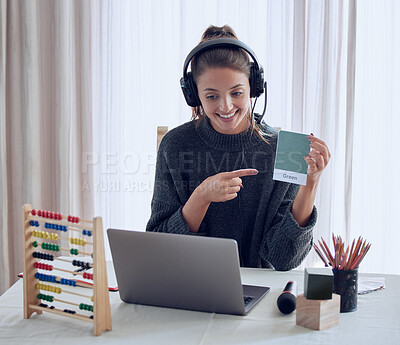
[202,25,237,41]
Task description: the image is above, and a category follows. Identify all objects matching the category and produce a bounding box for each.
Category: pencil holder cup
[332,268,358,312]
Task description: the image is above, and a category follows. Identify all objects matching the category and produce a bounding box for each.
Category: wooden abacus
[22,204,112,336]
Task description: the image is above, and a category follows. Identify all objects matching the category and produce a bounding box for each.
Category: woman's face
[196,67,251,135]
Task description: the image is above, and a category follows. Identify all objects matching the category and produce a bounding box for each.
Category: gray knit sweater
[146,118,317,270]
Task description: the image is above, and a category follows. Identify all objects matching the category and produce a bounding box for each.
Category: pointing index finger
[226,169,259,178]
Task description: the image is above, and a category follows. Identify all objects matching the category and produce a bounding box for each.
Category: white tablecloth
[0,266,399,345]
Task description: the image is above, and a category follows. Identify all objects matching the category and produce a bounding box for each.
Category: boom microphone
[277,281,297,314]
[254,82,267,124]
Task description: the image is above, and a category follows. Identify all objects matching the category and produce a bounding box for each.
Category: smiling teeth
[218,112,236,119]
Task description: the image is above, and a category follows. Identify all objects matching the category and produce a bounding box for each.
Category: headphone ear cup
[180,72,201,107]
[249,62,264,98]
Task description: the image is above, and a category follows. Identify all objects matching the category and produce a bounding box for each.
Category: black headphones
[180,38,265,108]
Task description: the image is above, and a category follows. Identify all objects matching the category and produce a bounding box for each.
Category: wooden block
[304,267,333,300]
[296,293,340,331]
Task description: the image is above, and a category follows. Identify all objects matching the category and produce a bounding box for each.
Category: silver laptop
[107,229,270,315]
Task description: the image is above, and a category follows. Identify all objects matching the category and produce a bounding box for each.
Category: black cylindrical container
[333,268,358,312]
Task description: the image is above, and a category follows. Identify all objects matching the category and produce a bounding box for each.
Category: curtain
[0,0,94,295]
[351,0,400,274]
[0,0,9,295]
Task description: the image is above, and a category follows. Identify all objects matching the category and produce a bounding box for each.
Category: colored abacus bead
[33,241,38,248]
[83,272,94,280]
[57,277,76,286]
[36,283,61,294]
[31,209,37,216]
[35,272,57,282]
[34,262,53,271]
[38,210,42,217]
[38,293,54,302]
[71,260,92,269]
[79,303,93,312]
[70,237,86,246]
[47,223,66,232]
[73,260,82,267]
[33,230,53,239]
[33,251,55,261]
[67,215,80,223]
[41,242,60,252]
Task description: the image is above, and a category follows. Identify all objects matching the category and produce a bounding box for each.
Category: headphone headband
[182,38,262,77]
[180,37,265,108]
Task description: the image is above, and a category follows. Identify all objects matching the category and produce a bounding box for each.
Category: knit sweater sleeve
[259,183,317,271]
[146,132,206,235]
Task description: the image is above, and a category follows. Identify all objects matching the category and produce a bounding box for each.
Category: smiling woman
[146,25,331,271]
[197,67,251,134]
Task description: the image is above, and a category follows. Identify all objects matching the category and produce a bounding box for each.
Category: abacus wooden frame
[22,204,112,336]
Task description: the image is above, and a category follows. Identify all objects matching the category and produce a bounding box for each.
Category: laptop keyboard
[243,295,255,306]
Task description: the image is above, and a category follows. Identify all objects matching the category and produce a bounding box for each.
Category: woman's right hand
[194,169,258,204]
[182,168,258,233]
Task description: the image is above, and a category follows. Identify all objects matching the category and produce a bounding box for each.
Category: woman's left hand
[305,134,331,185]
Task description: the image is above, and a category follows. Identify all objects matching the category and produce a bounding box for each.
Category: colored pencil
[313,243,329,267]
[313,234,371,270]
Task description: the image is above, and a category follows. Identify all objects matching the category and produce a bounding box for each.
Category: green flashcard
[273,130,310,185]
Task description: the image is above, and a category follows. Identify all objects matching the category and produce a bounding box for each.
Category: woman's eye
[206,95,217,100]
[232,92,243,97]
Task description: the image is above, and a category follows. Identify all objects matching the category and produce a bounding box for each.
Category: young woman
[146,25,330,270]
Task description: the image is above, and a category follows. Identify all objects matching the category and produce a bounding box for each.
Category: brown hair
[190,25,268,143]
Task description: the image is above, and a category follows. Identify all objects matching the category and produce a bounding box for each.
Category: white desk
[0,268,399,344]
